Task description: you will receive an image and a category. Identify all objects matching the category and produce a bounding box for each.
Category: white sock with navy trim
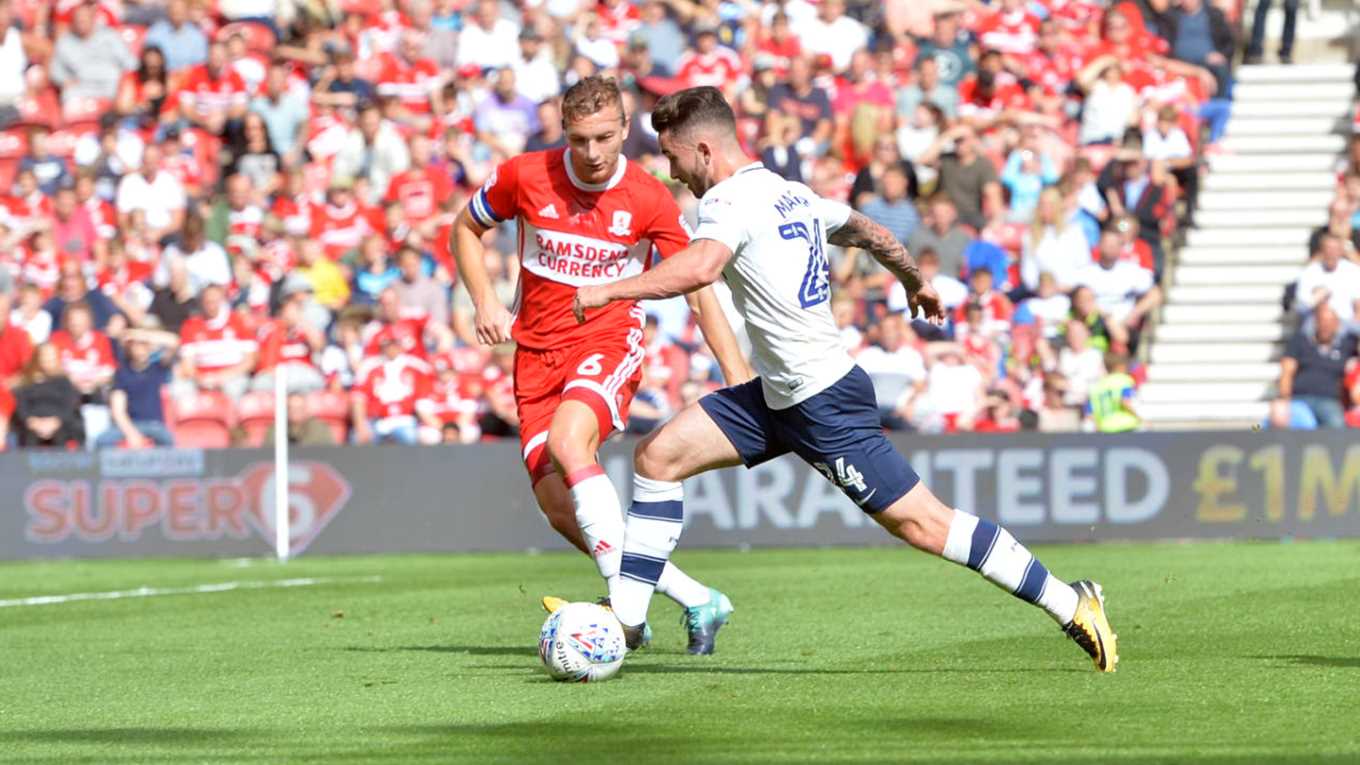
[942,509,1079,625]
[611,475,686,627]
[565,466,624,591]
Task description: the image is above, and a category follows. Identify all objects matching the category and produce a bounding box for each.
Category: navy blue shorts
[699,365,920,514]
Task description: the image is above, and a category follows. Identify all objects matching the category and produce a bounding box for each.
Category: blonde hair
[1028,187,1067,250]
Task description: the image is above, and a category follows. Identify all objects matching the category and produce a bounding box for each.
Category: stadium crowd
[0,0,1249,450]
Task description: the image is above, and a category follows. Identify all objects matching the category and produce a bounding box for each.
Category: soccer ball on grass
[537,601,627,682]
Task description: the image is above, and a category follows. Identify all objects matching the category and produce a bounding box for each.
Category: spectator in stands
[456,0,520,71]
[1247,0,1299,63]
[176,40,250,138]
[0,0,25,124]
[96,320,178,448]
[633,0,685,73]
[1275,304,1353,429]
[767,56,833,158]
[1074,229,1162,349]
[49,302,116,437]
[1087,352,1140,433]
[163,212,231,292]
[295,239,351,312]
[13,342,83,448]
[915,8,975,89]
[116,143,187,243]
[115,45,169,123]
[1035,372,1081,432]
[176,284,258,401]
[896,55,957,122]
[333,103,409,205]
[12,283,51,345]
[386,134,454,231]
[907,194,972,280]
[249,61,308,170]
[351,235,400,306]
[1077,57,1138,146]
[1309,197,1360,256]
[921,124,1002,230]
[1019,272,1072,339]
[393,246,448,327]
[855,312,927,429]
[857,165,919,244]
[475,68,541,159]
[512,28,559,105]
[352,330,434,446]
[525,99,567,153]
[1021,188,1090,293]
[1001,142,1059,223]
[20,127,71,197]
[313,47,375,111]
[145,0,207,73]
[50,1,135,108]
[889,248,968,319]
[1054,319,1106,408]
[376,30,442,130]
[0,281,32,388]
[1103,154,1172,273]
[253,275,325,394]
[44,260,121,332]
[1143,105,1198,228]
[50,186,99,264]
[147,258,198,334]
[798,0,867,72]
[918,343,985,432]
[263,392,337,447]
[1296,232,1360,322]
[852,137,918,208]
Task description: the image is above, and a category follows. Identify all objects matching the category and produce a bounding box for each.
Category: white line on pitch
[0,576,383,608]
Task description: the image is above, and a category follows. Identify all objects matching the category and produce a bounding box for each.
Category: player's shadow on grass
[342,644,536,657]
[466,661,1081,675]
[0,727,252,745]
[1258,654,1360,669]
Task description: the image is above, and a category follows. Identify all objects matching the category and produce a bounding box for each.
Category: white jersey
[693,163,856,409]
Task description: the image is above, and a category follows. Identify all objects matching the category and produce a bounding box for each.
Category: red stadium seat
[306,390,351,444]
[237,390,277,447]
[171,390,235,449]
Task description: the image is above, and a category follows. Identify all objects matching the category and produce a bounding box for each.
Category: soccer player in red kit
[451,76,751,654]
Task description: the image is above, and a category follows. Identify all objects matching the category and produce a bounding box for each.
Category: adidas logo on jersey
[538,204,559,219]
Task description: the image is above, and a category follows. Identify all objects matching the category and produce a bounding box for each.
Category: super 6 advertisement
[2,430,1358,560]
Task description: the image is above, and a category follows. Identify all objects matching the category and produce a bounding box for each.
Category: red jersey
[363,318,429,360]
[385,165,455,223]
[83,196,117,239]
[310,200,375,260]
[431,346,489,375]
[256,320,317,372]
[176,65,250,119]
[468,149,691,350]
[354,353,433,418]
[675,47,745,90]
[976,9,1042,55]
[375,52,440,114]
[227,203,265,242]
[180,310,259,374]
[49,329,116,389]
[427,374,481,423]
[0,322,33,382]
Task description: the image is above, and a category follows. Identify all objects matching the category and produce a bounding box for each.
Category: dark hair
[561,75,624,124]
[651,86,736,138]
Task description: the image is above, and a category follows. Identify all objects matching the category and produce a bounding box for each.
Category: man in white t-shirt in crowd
[917,343,985,431]
[1296,232,1360,322]
[888,248,967,317]
[796,0,867,72]
[1074,228,1162,349]
[116,144,187,243]
[457,0,520,71]
[855,312,927,429]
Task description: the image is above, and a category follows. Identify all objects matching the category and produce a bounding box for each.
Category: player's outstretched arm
[686,287,754,384]
[573,239,733,323]
[828,211,946,322]
[451,207,513,345]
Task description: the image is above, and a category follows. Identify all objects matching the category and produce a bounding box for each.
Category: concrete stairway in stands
[1140,63,1353,430]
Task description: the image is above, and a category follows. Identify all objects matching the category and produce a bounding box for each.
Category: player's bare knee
[633,438,681,482]
[546,426,592,474]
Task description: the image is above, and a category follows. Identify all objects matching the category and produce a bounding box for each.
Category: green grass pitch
[3,541,1358,764]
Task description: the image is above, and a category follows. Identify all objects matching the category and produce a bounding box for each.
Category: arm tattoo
[827,210,923,292]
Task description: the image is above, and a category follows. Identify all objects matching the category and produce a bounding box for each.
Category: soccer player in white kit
[573,87,1119,672]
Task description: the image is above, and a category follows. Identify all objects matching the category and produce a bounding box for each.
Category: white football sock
[655,562,710,609]
[942,508,1079,625]
[565,466,624,592]
[611,475,685,627]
